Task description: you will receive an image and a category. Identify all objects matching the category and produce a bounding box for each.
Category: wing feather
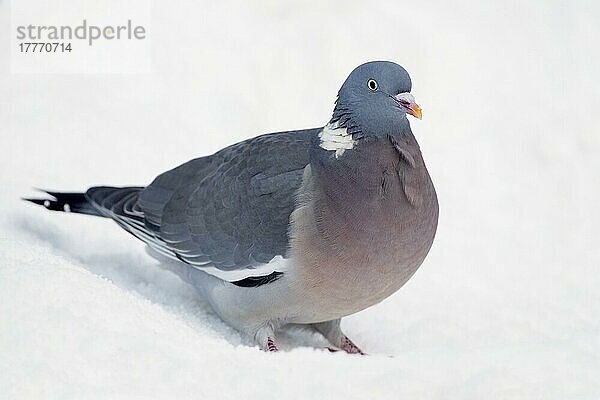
[88,128,318,282]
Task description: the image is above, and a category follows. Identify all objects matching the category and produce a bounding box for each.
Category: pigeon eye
[367,79,378,91]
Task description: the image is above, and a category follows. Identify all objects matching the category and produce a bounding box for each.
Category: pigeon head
[330,61,422,139]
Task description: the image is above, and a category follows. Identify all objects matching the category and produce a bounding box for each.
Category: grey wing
[135,128,318,280]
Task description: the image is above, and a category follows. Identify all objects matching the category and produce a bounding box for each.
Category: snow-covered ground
[1,1,599,398]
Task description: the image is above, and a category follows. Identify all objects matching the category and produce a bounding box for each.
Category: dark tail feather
[23,189,104,217]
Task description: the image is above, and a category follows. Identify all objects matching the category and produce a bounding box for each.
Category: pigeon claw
[265,337,278,352]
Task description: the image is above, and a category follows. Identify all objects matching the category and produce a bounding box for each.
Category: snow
[1,0,599,398]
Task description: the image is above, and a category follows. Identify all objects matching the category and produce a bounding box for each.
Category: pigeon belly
[287,141,439,323]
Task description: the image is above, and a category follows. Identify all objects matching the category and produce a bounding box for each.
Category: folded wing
[91,128,317,282]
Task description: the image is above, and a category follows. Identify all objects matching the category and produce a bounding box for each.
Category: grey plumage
[25,61,438,353]
[138,129,316,270]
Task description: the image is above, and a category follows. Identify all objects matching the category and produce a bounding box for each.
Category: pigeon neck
[330,99,412,141]
[317,113,413,159]
[310,126,421,197]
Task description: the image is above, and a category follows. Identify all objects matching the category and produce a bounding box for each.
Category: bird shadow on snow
[14,213,329,352]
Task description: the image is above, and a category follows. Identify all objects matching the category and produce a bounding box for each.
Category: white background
[1,0,599,398]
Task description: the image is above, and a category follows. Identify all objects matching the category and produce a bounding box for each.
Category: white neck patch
[318,121,356,158]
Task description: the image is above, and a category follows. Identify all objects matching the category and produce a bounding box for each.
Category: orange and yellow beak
[407,103,422,119]
[394,92,423,120]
